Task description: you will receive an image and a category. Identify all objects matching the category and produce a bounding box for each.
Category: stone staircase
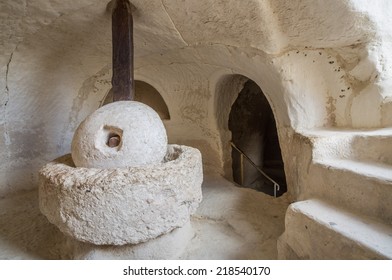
[278,199,392,259]
[278,128,392,259]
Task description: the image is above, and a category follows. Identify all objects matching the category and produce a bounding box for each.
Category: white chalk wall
[0,0,391,196]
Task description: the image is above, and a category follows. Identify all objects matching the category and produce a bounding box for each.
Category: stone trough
[39,144,202,246]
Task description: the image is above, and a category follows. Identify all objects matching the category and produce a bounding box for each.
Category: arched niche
[215,74,287,197]
[101,80,170,120]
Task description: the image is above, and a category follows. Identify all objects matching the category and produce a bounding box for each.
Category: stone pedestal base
[66,222,194,260]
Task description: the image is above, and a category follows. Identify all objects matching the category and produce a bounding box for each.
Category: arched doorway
[228,79,287,196]
[101,80,170,120]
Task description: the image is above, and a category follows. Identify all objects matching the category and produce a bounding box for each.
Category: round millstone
[71,101,168,168]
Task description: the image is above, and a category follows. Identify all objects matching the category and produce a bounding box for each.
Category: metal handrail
[230,141,280,197]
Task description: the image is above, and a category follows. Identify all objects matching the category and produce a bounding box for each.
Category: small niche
[101,81,170,120]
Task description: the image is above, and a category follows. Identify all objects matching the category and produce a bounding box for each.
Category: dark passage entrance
[228,80,287,196]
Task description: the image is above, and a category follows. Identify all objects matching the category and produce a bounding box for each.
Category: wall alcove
[101,80,170,120]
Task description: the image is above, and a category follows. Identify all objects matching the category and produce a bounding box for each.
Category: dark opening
[228,79,287,196]
[107,133,121,148]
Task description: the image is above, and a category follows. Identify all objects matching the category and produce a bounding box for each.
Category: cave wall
[1,0,391,197]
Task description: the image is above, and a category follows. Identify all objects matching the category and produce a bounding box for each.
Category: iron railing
[230,141,280,197]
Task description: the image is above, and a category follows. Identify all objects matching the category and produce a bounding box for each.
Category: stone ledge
[278,199,392,259]
[38,145,203,245]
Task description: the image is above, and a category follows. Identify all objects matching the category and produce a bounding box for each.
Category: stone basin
[38,145,203,246]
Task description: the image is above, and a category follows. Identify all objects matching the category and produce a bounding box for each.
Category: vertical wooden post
[240,153,244,186]
[112,0,134,101]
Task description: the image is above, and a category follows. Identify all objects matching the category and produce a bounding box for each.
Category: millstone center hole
[107,133,121,148]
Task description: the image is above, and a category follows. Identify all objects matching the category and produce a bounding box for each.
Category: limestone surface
[1,171,289,260]
[70,221,195,260]
[2,0,392,261]
[39,145,203,245]
[1,0,392,197]
[71,101,167,168]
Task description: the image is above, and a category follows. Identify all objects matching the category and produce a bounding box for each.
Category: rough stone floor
[0,171,289,259]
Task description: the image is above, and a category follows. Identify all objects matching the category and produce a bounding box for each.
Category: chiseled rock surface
[1,0,392,197]
[0,171,289,260]
[71,101,168,168]
[39,145,203,246]
[69,221,195,260]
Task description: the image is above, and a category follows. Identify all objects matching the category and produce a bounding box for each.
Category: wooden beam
[112,0,134,101]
